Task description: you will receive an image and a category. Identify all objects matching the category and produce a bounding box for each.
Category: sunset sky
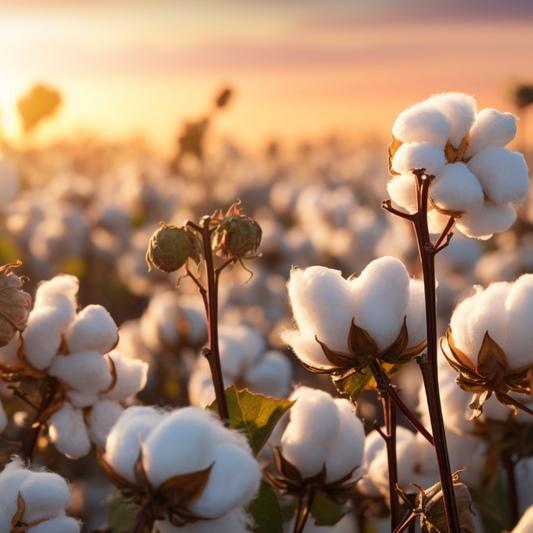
[1,0,533,153]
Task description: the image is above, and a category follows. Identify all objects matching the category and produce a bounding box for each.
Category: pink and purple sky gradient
[1,0,533,152]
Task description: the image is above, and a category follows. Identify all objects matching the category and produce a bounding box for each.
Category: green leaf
[246,481,284,533]
[104,491,137,533]
[310,490,350,526]
[208,386,295,456]
[472,472,510,533]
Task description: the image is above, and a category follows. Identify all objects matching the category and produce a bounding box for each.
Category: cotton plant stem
[295,488,317,533]
[391,511,417,533]
[502,448,519,529]
[129,508,147,533]
[383,393,400,530]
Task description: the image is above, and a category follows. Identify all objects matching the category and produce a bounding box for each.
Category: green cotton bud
[146,223,200,273]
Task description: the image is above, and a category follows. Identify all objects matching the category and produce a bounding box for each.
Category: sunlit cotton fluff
[275,387,365,483]
[0,457,79,531]
[389,92,529,239]
[283,257,425,369]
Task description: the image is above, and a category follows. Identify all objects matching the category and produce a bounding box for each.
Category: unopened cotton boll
[64,305,118,354]
[87,400,124,447]
[431,163,484,212]
[48,351,113,394]
[391,142,446,177]
[49,403,91,459]
[100,350,148,402]
[392,105,451,147]
[465,109,518,157]
[467,147,529,205]
[387,174,418,213]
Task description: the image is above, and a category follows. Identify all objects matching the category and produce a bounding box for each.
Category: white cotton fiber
[391,142,446,177]
[49,403,91,459]
[504,274,533,369]
[23,307,74,370]
[387,174,418,213]
[105,406,165,483]
[230,326,266,369]
[0,508,11,533]
[142,408,217,488]
[466,109,518,157]
[64,305,118,355]
[467,146,529,205]
[357,429,385,496]
[392,104,451,147]
[456,202,517,239]
[324,400,365,483]
[19,472,72,523]
[100,350,148,402]
[0,459,33,515]
[65,390,99,409]
[431,163,484,212]
[513,505,533,533]
[244,351,292,399]
[281,387,340,479]
[450,289,482,359]
[427,209,451,235]
[217,333,247,380]
[405,279,426,348]
[48,351,112,394]
[352,257,410,350]
[287,267,353,352]
[0,331,21,367]
[188,444,260,518]
[34,275,79,313]
[429,93,476,147]
[87,400,124,447]
[281,330,330,368]
[29,516,81,533]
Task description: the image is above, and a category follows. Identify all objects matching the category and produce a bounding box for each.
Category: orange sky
[1,0,533,154]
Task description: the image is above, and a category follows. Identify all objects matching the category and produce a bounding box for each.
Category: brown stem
[383,393,400,530]
[392,511,417,533]
[502,449,519,529]
[129,508,147,533]
[500,394,533,417]
[199,216,229,424]
[185,266,208,315]
[293,493,305,533]
[295,488,316,533]
[8,386,39,411]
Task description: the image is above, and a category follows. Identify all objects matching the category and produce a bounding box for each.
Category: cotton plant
[0,274,148,459]
[0,456,80,533]
[188,324,292,407]
[98,406,262,532]
[513,505,533,533]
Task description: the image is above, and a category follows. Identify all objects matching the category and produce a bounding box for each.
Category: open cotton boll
[19,472,73,523]
[324,400,365,484]
[287,267,353,352]
[404,279,426,348]
[0,459,33,514]
[0,508,11,532]
[157,508,251,533]
[243,351,292,399]
[513,505,533,533]
[230,326,266,369]
[65,390,99,409]
[504,275,533,369]
[465,109,518,157]
[429,93,476,147]
[282,329,330,368]
[391,142,446,176]
[427,209,452,234]
[392,104,451,147]
[64,305,118,355]
[87,400,124,447]
[281,387,340,479]
[49,351,112,394]
[467,147,529,205]
[357,429,385,496]
[188,443,261,518]
[49,403,91,459]
[23,307,74,370]
[450,288,483,358]
[352,257,410,349]
[34,275,79,311]
[105,406,165,483]
[431,163,484,212]
[456,202,517,239]
[217,333,247,380]
[0,331,21,367]
[387,174,418,213]
[142,407,218,488]
[100,350,148,403]
[29,515,81,533]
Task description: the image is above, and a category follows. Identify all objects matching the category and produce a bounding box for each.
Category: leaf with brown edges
[158,464,213,506]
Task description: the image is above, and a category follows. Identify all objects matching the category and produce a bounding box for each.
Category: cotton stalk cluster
[389,92,529,239]
[0,457,80,533]
[101,406,261,528]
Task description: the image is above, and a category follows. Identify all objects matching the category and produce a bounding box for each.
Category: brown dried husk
[387,134,403,176]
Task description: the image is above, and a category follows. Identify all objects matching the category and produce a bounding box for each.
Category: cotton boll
[431,163,484,213]
[217,332,247,380]
[456,202,517,239]
[64,305,118,355]
[65,390,99,409]
[0,508,11,533]
[87,400,124,447]
[19,472,72,523]
[100,351,148,402]
[105,406,165,483]
[282,329,331,368]
[387,174,418,213]
[188,444,261,518]
[391,142,446,176]
[446,431,487,492]
[281,387,340,479]
[467,146,529,205]
[49,351,112,394]
[287,267,353,352]
[466,109,518,157]
[230,326,266,369]
[428,209,452,234]
[188,366,216,408]
[449,288,483,359]
[357,429,385,496]
[352,257,410,350]
[324,400,365,483]
[34,275,79,312]
[504,274,533,368]
[143,407,218,488]
[0,458,33,515]
[0,331,21,367]
[244,351,292,399]
[28,516,81,533]
[392,105,451,147]
[514,505,533,533]
[429,93,476,147]
[49,403,91,459]
[405,279,426,348]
